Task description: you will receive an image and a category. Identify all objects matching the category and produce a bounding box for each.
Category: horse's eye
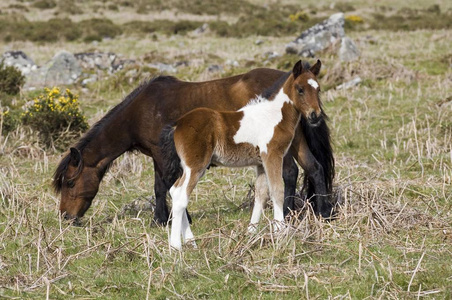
[297,87,304,95]
[67,180,75,188]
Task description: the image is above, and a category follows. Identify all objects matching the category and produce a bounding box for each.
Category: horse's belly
[212,144,262,167]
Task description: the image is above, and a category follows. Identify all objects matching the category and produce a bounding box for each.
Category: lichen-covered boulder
[25,50,82,89]
[1,51,37,75]
[285,13,345,57]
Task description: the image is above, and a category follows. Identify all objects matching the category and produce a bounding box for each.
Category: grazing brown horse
[53,63,334,225]
[161,60,325,249]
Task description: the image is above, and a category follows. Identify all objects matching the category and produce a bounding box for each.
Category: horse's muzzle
[63,213,82,226]
[308,112,322,127]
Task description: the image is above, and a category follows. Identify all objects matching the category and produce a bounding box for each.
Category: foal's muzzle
[307,112,322,127]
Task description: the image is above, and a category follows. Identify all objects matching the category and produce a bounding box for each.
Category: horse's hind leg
[153,166,170,225]
[169,163,204,250]
[248,165,269,233]
[153,158,192,226]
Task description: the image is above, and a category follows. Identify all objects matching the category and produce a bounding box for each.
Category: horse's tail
[301,113,335,198]
[159,125,183,188]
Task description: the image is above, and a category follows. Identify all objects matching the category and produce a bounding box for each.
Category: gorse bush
[0,108,21,134]
[21,87,88,147]
[0,61,25,95]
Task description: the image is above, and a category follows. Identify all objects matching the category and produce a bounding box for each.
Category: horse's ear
[292,60,304,79]
[69,148,82,167]
[310,59,321,77]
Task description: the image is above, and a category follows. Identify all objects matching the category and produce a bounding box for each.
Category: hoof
[320,205,337,221]
[271,220,286,233]
[186,239,197,249]
[247,223,258,234]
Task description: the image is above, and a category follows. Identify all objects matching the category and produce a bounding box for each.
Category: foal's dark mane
[52,76,178,193]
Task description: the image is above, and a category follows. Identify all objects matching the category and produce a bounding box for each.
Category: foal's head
[53,148,100,222]
[285,60,323,126]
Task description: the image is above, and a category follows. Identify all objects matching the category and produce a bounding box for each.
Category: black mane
[301,110,335,199]
[52,76,177,193]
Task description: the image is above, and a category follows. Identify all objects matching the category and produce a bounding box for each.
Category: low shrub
[79,18,122,42]
[0,108,21,134]
[21,87,88,147]
[32,0,57,9]
[0,61,25,95]
[123,20,202,36]
[345,15,364,31]
[289,11,310,22]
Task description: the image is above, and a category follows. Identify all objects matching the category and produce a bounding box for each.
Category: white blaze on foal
[308,78,319,90]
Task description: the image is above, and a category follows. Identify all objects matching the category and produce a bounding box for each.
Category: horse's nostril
[310,111,317,121]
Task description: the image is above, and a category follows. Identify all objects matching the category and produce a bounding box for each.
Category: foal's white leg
[248,165,269,233]
[262,154,285,232]
[169,167,192,250]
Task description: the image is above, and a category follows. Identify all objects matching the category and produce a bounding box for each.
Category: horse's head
[53,148,100,223]
[286,60,323,126]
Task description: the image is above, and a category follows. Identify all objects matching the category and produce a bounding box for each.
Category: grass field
[1,0,451,299]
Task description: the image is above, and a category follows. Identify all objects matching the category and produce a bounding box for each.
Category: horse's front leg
[290,127,332,218]
[248,165,269,233]
[261,153,285,231]
[169,164,202,250]
[282,155,298,217]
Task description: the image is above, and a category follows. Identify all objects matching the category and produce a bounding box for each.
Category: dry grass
[1,0,452,298]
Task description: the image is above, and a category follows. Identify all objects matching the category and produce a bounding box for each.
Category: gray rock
[147,62,177,73]
[74,52,117,71]
[193,23,209,35]
[286,13,345,57]
[81,75,98,87]
[1,51,36,75]
[25,50,82,88]
[255,39,264,45]
[225,59,239,67]
[339,37,360,62]
[264,51,280,60]
[336,77,362,90]
[208,64,223,73]
[110,58,136,73]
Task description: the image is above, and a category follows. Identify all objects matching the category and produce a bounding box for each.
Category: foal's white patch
[233,88,290,153]
[308,78,319,89]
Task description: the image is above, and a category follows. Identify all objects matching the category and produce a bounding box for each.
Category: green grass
[1,0,452,299]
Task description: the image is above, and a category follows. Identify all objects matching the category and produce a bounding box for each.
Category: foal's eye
[67,180,75,188]
[296,87,304,95]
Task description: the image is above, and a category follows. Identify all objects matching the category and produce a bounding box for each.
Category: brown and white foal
[160,60,323,250]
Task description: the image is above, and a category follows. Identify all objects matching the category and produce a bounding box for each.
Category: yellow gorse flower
[22,86,88,132]
[345,15,364,23]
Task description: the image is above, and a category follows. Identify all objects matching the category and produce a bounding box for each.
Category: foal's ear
[69,147,82,167]
[310,59,322,77]
[292,60,304,79]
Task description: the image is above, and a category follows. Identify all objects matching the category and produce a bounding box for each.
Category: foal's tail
[159,125,183,188]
